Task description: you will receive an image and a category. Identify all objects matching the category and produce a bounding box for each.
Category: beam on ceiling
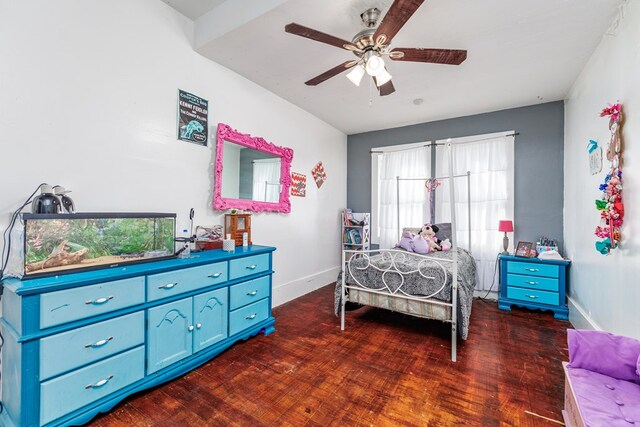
[194,0,288,52]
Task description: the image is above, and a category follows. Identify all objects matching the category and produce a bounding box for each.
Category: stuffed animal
[419,224,441,252]
[397,231,430,254]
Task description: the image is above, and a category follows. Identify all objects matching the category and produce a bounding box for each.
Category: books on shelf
[341,210,370,253]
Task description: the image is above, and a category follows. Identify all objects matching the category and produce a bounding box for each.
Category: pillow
[434,223,452,241]
[412,235,429,254]
[568,329,640,383]
[637,353,640,379]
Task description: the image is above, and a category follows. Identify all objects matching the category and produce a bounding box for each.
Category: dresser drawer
[507,287,559,306]
[147,262,228,302]
[506,261,559,278]
[229,298,269,336]
[229,254,270,280]
[229,276,270,310]
[40,312,144,381]
[40,277,145,329]
[506,274,559,292]
[40,346,144,426]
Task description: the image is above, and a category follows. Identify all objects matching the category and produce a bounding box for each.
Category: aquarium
[22,213,176,278]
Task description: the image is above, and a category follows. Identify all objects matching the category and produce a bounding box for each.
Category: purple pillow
[568,329,640,383]
[412,235,429,254]
[637,353,640,379]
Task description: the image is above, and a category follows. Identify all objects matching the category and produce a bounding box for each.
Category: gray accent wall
[347,101,565,251]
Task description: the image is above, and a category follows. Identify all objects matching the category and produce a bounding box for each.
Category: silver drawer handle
[208,273,222,278]
[246,313,257,320]
[525,268,539,272]
[196,323,202,329]
[188,325,194,332]
[85,375,113,389]
[158,282,178,290]
[525,281,539,285]
[85,296,113,305]
[525,294,539,299]
[85,337,113,348]
[247,290,258,296]
[246,264,257,270]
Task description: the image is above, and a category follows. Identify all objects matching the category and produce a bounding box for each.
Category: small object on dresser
[223,237,235,252]
[515,241,533,257]
[225,213,252,246]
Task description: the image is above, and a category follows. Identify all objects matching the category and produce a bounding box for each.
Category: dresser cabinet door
[193,288,228,353]
[147,298,193,374]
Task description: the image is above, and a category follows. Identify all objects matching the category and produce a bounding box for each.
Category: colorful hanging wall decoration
[311,161,327,188]
[594,102,624,255]
[290,172,306,197]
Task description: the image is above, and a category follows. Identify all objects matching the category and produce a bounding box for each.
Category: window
[371,132,514,291]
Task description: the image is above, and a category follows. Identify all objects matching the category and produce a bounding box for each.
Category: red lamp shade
[498,220,513,233]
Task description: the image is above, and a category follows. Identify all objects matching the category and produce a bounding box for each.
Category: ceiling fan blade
[305,61,356,86]
[373,0,425,44]
[285,23,356,50]
[372,77,396,96]
[390,48,467,65]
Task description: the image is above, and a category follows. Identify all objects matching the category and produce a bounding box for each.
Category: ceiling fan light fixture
[346,64,366,86]
[365,55,385,76]
[376,68,392,86]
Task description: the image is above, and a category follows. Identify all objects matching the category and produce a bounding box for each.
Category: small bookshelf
[342,210,370,259]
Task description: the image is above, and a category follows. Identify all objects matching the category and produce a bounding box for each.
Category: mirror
[214,123,293,213]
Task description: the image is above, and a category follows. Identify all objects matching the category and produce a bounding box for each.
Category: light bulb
[375,68,392,86]
[365,55,385,77]
[346,65,365,86]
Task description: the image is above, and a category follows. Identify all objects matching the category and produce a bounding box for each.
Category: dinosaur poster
[177,89,208,146]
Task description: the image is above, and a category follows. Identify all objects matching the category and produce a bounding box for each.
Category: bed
[336,142,474,361]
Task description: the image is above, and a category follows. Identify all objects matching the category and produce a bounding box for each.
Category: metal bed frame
[340,142,470,362]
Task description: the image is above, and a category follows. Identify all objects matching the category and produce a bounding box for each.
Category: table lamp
[498,220,514,254]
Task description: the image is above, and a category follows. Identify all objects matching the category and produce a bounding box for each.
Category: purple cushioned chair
[563,329,640,427]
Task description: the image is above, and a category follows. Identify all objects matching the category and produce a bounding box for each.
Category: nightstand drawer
[39,312,144,381]
[507,287,558,306]
[229,298,269,336]
[40,277,145,329]
[506,274,559,292]
[229,276,270,310]
[147,262,227,302]
[229,254,269,280]
[506,261,559,278]
[40,346,144,426]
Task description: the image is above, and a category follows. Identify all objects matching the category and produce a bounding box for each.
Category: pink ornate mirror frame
[214,123,293,213]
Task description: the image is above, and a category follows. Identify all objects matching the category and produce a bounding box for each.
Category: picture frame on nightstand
[515,241,533,257]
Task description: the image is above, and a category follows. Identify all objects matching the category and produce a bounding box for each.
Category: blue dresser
[497,255,570,320]
[0,245,276,427]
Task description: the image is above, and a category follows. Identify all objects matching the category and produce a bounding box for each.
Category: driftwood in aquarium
[25,240,89,272]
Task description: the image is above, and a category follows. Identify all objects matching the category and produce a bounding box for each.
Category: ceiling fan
[284,0,467,96]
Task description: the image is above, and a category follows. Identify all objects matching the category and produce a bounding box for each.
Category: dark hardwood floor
[90,284,571,426]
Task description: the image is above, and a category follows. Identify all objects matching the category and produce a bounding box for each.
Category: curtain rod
[396,172,470,181]
[370,132,519,154]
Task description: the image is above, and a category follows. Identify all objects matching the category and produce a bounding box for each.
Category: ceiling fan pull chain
[369,77,374,107]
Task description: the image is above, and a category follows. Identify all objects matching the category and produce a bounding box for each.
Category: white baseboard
[567,296,602,330]
[272,266,340,307]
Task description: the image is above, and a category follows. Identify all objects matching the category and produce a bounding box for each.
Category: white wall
[564,1,640,337]
[0,0,347,306]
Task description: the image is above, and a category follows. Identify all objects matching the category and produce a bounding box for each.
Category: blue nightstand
[498,255,570,320]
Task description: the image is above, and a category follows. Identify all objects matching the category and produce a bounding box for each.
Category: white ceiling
[165,0,623,135]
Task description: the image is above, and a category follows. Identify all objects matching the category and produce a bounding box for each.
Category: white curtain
[378,146,431,249]
[252,159,281,202]
[436,134,514,291]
